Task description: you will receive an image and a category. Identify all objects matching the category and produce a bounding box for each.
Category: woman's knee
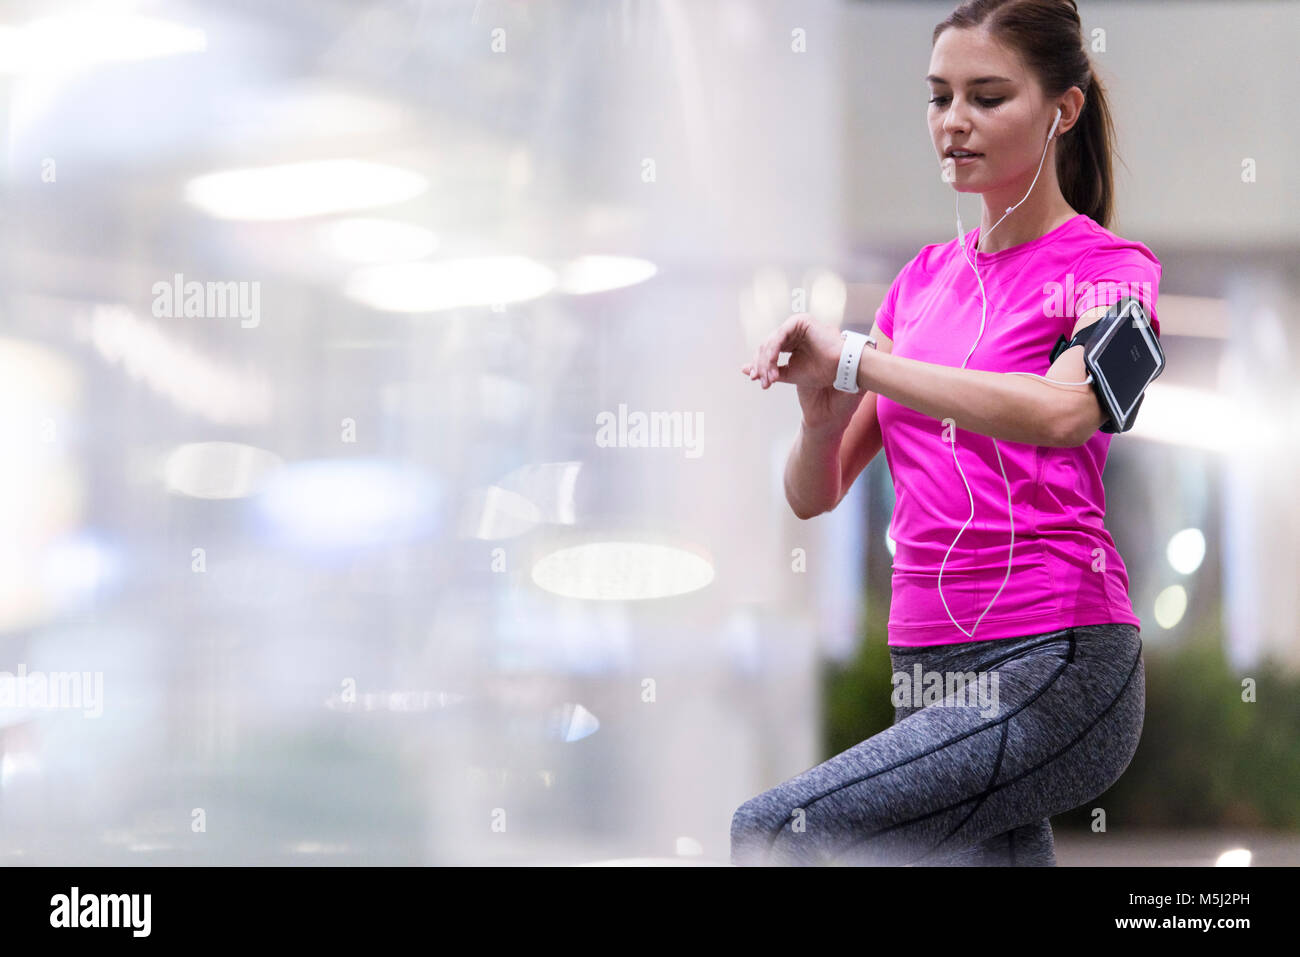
[730,794,783,865]
[730,788,838,866]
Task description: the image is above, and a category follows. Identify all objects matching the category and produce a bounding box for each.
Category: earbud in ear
[1049,106,1062,140]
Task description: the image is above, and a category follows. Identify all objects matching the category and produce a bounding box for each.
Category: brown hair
[933,0,1117,230]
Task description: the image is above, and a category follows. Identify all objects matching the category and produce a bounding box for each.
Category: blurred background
[0,0,1297,866]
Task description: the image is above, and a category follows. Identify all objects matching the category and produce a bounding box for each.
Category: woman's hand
[740,313,865,431]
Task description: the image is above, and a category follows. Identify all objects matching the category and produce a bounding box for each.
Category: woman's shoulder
[1066,216,1163,335]
[1069,215,1162,273]
[897,233,965,279]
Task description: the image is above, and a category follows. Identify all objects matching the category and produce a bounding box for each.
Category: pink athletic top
[874,213,1161,647]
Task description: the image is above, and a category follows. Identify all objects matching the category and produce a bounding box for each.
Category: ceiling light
[557,255,657,294]
[184,159,427,221]
[1214,848,1251,866]
[1166,528,1206,575]
[0,15,206,74]
[344,257,556,312]
[1153,584,1188,629]
[163,442,283,499]
[531,540,714,600]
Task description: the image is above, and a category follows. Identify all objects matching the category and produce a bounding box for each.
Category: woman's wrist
[854,340,879,393]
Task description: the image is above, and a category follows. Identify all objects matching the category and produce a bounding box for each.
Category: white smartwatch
[834,329,877,393]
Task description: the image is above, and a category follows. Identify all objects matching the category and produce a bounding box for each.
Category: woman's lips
[950,153,983,166]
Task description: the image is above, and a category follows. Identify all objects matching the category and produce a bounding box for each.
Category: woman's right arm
[784,322,893,519]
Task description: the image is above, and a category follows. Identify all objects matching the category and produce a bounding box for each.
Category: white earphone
[937,105,1094,639]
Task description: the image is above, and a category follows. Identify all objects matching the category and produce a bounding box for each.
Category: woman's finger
[762,359,784,389]
[768,357,792,388]
[766,315,806,380]
[760,330,789,383]
[755,328,780,380]
[751,313,806,386]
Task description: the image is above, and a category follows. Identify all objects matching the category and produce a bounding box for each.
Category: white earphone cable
[937,107,1085,639]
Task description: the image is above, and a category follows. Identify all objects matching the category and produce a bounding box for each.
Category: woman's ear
[1056,88,1086,136]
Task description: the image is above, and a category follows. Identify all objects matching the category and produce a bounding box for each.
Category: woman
[731,0,1159,866]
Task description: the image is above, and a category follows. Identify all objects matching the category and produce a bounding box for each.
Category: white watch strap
[835,331,872,393]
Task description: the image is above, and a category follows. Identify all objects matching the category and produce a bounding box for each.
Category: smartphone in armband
[1084,297,1165,434]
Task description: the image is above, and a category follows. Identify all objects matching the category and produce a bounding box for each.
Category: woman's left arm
[855,306,1109,448]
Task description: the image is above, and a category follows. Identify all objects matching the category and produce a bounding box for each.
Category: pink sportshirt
[874,213,1161,647]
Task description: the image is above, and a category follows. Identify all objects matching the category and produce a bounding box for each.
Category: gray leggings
[730,622,1145,866]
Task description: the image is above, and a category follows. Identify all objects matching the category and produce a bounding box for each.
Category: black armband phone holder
[1048,297,1165,434]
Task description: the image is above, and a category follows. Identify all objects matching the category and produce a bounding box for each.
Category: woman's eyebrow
[925,74,1013,86]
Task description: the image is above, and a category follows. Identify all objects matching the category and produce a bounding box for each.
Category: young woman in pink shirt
[732,0,1157,866]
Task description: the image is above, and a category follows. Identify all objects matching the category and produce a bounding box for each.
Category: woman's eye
[928,95,1004,107]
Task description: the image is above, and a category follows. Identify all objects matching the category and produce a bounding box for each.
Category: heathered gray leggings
[730,622,1144,866]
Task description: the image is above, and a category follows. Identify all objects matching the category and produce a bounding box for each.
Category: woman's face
[926,26,1055,193]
